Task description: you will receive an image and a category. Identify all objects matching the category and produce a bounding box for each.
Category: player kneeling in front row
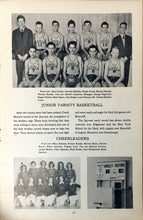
[104,47,125,87]
[41,42,61,87]
[62,41,83,87]
[18,47,42,88]
[83,45,102,87]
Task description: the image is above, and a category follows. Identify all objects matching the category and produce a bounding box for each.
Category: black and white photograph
[14,157,80,209]
[12,13,132,88]
[87,157,133,209]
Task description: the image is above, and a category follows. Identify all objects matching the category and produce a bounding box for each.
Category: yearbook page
[0,1,142,220]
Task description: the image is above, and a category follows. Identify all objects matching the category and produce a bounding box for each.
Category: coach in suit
[112,22,132,87]
[12,15,33,86]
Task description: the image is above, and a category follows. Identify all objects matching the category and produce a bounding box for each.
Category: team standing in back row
[12,15,132,88]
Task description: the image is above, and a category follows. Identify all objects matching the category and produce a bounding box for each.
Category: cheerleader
[55,176,68,206]
[14,178,26,208]
[66,162,76,183]
[17,164,28,185]
[68,178,81,207]
[46,161,57,182]
[28,161,39,184]
[26,177,36,207]
[38,160,47,184]
[35,177,46,207]
[57,161,67,180]
[45,177,56,206]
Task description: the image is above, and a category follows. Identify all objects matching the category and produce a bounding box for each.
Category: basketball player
[33,21,48,59]
[41,42,61,87]
[83,45,102,87]
[18,47,42,87]
[63,41,83,87]
[64,20,80,55]
[49,20,64,59]
[104,47,125,87]
[81,20,96,61]
[97,22,112,61]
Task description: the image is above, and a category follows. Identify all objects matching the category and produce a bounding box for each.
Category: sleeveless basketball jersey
[67,33,78,43]
[87,58,99,76]
[45,56,58,75]
[83,32,95,49]
[28,58,39,75]
[99,32,111,50]
[35,33,47,50]
[66,55,80,75]
[108,60,121,77]
[50,32,62,49]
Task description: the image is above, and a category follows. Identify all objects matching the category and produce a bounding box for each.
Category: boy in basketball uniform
[41,42,61,87]
[33,21,48,59]
[81,20,96,61]
[18,47,42,87]
[83,45,102,87]
[97,22,112,61]
[62,41,83,87]
[64,20,80,55]
[104,47,124,87]
[49,20,64,60]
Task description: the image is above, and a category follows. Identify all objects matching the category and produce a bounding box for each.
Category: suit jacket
[12,27,33,58]
[112,34,132,59]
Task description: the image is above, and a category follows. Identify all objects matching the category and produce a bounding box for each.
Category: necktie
[122,35,125,47]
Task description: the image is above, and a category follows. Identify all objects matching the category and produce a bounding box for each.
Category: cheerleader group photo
[12,13,132,88]
[14,158,80,209]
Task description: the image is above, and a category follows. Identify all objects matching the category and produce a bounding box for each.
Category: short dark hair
[120,22,127,27]
[84,20,92,26]
[40,160,47,166]
[68,20,76,27]
[101,21,109,28]
[17,15,25,22]
[31,161,36,165]
[68,41,77,48]
[88,44,97,52]
[49,161,55,168]
[66,162,73,169]
[58,161,64,169]
[20,164,27,171]
[29,46,36,51]
[35,21,43,27]
[46,42,56,48]
[52,20,59,26]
